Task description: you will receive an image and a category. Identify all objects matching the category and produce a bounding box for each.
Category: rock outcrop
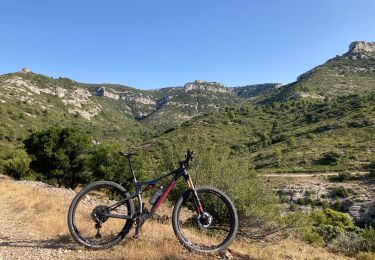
[156,95,173,108]
[95,87,120,100]
[184,80,230,93]
[120,94,155,105]
[348,41,375,53]
[21,67,31,74]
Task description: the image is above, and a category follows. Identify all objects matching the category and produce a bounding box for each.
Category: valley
[1,41,375,259]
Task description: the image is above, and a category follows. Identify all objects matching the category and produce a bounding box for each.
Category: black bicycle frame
[104,157,190,221]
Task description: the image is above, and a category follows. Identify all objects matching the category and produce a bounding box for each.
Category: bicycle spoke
[174,188,237,251]
[69,183,133,248]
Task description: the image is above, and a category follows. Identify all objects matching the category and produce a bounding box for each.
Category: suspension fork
[185,174,204,214]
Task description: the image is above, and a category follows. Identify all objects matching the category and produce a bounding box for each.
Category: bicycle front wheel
[172,186,238,253]
[67,181,134,249]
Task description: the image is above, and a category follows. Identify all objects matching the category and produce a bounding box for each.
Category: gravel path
[0,197,74,259]
[263,171,368,178]
[0,180,77,259]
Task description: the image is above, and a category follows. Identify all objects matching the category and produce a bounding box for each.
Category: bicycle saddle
[119,152,138,158]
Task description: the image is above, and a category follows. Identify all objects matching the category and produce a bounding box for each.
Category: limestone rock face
[349,41,375,53]
[95,87,120,100]
[183,80,230,93]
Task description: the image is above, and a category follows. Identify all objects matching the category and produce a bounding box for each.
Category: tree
[89,143,130,188]
[24,127,91,188]
[1,149,31,179]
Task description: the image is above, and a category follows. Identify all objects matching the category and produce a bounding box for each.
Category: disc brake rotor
[196,212,213,229]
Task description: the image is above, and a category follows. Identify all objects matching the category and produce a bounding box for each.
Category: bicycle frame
[104,156,202,222]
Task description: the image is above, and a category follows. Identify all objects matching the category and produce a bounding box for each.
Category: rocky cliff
[183,80,230,93]
[348,41,375,53]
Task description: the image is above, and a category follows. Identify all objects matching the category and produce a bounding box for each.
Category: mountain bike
[67,150,238,253]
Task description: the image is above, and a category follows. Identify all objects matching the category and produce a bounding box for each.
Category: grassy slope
[271,51,375,101]
[141,90,242,130]
[0,73,152,154]
[144,93,375,173]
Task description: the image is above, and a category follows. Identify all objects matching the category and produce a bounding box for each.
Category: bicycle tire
[172,186,238,253]
[67,181,134,249]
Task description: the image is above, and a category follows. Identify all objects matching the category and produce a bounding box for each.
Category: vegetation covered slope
[0,72,151,154]
[1,42,375,169]
[145,93,375,173]
[270,45,375,102]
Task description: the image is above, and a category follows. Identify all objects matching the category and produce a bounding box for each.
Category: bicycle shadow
[0,234,76,250]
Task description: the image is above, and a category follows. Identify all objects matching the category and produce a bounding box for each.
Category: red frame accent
[152,179,176,211]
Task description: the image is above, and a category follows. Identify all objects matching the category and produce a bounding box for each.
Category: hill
[1,42,375,170]
[144,92,375,174]
[0,71,151,153]
[269,41,375,102]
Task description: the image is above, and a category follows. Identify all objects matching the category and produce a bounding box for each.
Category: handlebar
[179,149,194,168]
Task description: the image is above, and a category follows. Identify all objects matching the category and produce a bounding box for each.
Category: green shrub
[1,149,31,179]
[301,226,324,245]
[332,186,350,198]
[368,162,375,178]
[88,142,150,190]
[288,137,297,148]
[357,252,375,260]
[329,231,363,255]
[307,133,316,140]
[319,151,342,165]
[296,197,313,205]
[329,171,352,182]
[361,227,375,252]
[158,141,280,229]
[24,127,91,189]
[310,208,353,228]
[315,224,345,242]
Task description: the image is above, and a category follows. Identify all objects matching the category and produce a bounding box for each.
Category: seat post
[127,157,137,183]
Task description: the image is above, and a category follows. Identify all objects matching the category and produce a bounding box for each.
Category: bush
[357,252,375,260]
[88,142,150,190]
[368,161,375,178]
[319,151,342,165]
[24,127,91,189]
[329,171,352,182]
[315,224,345,242]
[288,137,297,148]
[301,227,324,245]
[361,227,375,252]
[1,149,31,179]
[310,208,353,228]
[329,231,363,255]
[332,186,350,198]
[157,140,280,230]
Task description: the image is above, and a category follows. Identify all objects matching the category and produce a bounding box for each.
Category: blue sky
[1,1,374,89]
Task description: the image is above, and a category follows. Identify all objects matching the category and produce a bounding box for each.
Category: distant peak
[183,80,229,93]
[348,41,375,53]
[21,67,32,74]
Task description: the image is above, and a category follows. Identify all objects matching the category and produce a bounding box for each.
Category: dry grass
[0,177,352,259]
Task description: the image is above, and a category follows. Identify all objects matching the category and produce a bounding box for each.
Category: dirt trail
[263,171,368,178]
[0,179,77,259]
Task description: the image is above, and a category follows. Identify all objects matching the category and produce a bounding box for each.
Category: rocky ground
[266,172,375,225]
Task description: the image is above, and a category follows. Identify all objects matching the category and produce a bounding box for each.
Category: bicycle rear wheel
[67,181,134,249]
[172,186,238,253]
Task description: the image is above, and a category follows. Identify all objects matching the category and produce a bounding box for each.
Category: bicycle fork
[186,176,204,214]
